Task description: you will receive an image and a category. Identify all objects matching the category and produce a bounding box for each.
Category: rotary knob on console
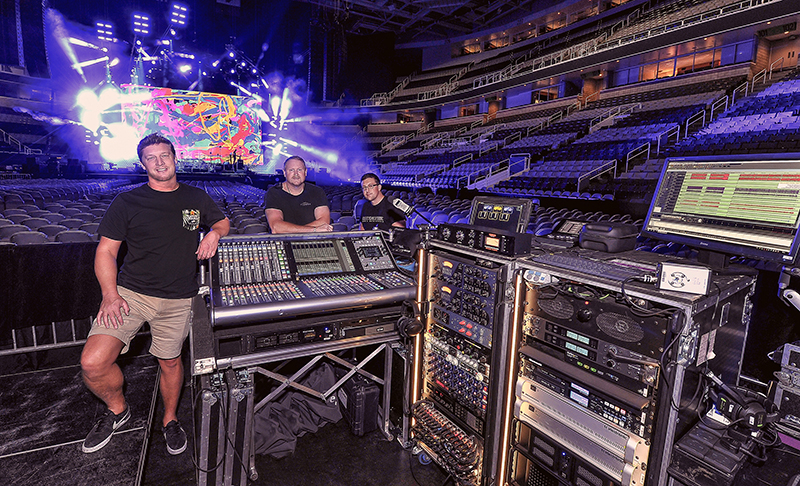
[576,308,593,322]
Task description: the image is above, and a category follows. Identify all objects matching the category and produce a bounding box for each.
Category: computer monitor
[642,155,800,266]
[468,196,532,234]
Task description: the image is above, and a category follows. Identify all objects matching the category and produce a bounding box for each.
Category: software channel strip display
[644,157,800,264]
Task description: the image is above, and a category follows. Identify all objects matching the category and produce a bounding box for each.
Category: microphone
[388,195,435,226]
[389,196,414,215]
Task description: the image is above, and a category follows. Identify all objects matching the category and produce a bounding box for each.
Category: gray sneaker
[82,406,131,453]
[163,420,187,455]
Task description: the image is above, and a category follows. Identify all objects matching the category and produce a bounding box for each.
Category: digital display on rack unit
[468,196,532,234]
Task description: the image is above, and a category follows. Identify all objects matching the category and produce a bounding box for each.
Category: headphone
[714,383,779,430]
[397,300,424,339]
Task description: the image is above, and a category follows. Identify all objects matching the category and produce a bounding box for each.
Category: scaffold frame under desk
[192,304,403,486]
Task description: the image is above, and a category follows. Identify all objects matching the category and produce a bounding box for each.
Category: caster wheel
[419,452,432,465]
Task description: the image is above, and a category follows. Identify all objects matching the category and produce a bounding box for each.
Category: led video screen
[121,86,263,167]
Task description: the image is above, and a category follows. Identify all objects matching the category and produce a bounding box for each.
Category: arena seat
[60,218,86,229]
[337,216,356,228]
[59,208,82,217]
[20,218,50,230]
[7,214,30,224]
[0,224,30,241]
[79,223,100,235]
[38,224,69,240]
[10,231,49,245]
[54,230,95,243]
[42,212,66,223]
[353,199,366,220]
[241,223,268,234]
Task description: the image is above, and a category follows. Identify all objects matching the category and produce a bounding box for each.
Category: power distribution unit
[507,249,756,486]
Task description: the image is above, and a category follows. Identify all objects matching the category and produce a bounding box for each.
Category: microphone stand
[408,206,435,226]
[390,196,435,226]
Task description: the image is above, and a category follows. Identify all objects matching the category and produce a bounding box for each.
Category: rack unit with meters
[410,237,520,486]
[503,250,756,486]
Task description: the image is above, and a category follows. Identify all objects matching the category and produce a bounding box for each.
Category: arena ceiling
[296,0,540,42]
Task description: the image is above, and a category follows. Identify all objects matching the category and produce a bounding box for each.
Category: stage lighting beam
[72,56,110,69]
[230,81,253,97]
[68,37,103,50]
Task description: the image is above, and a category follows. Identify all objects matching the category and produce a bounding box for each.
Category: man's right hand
[96,293,130,329]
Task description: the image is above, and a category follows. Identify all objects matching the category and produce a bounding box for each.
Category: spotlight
[178,64,192,74]
[95,21,115,42]
[169,3,188,27]
[132,13,150,36]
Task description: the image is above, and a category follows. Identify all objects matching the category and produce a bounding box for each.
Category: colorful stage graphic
[121,86,263,167]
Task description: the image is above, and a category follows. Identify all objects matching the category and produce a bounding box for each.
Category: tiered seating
[393,62,478,102]
[662,69,800,159]
[0,179,139,243]
[604,0,741,45]
[363,122,423,154]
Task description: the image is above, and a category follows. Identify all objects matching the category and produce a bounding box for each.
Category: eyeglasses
[362,183,379,191]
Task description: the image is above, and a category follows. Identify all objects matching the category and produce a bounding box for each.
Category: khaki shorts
[88,286,193,359]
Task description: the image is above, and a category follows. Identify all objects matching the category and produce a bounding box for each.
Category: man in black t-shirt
[264,156,332,234]
[80,134,229,456]
[359,172,406,231]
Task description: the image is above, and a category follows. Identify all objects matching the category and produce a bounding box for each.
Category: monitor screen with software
[642,155,800,265]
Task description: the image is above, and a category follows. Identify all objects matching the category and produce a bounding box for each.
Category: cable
[190,386,226,474]
[740,443,768,463]
[621,277,680,318]
[407,449,426,486]
[775,445,800,459]
[659,327,685,412]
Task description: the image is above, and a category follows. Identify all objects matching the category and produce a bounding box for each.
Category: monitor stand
[697,250,759,276]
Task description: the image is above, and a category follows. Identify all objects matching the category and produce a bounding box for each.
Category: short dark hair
[137,133,176,162]
[361,172,380,185]
[284,155,306,169]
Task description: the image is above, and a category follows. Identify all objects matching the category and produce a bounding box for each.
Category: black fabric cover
[0,242,100,336]
[253,362,342,458]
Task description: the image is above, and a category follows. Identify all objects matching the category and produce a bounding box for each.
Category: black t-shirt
[98,183,225,299]
[263,183,329,227]
[361,197,406,232]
